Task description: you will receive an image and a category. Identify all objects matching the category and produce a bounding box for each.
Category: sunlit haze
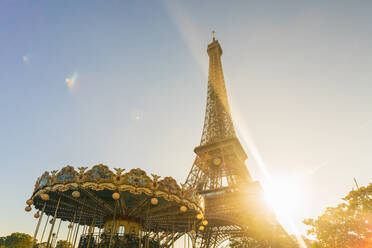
[1,0,371,245]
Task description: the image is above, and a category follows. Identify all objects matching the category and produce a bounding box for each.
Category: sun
[262,177,304,232]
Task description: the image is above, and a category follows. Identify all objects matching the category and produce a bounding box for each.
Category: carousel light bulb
[180,205,187,212]
[199,226,205,231]
[40,193,50,201]
[202,220,208,226]
[196,213,203,220]
[34,212,40,218]
[72,191,80,198]
[26,199,34,205]
[112,192,120,200]
[212,157,222,166]
[150,198,158,205]
[25,206,32,212]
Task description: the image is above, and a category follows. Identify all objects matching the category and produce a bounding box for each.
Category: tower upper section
[200,39,236,146]
[185,37,251,191]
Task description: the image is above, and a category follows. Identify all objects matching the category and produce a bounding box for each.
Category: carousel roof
[30,164,205,232]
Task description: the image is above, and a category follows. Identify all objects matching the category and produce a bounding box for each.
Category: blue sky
[0,0,371,240]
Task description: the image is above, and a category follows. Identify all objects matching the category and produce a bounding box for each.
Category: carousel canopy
[30,164,205,232]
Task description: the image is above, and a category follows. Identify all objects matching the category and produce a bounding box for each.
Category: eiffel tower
[184,36,294,247]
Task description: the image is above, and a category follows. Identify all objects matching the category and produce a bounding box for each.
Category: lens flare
[65,72,78,89]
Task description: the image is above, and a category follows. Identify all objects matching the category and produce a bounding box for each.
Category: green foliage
[36,243,47,248]
[0,236,5,247]
[0,232,33,248]
[55,240,72,248]
[298,235,322,248]
[304,183,372,248]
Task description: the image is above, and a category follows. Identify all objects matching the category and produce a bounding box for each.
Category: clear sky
[1,0,371,242]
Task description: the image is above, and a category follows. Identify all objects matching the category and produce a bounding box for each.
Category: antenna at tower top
[212,30,216,41]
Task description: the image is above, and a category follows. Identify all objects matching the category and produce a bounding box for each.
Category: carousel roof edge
[32,164,204,212]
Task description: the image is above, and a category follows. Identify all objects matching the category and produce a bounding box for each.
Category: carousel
[25,164,206,248]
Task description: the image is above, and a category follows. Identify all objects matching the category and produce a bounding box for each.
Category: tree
[299,235,321,248]
[0,236,6,248]
[2,232,33,248]
[304,183,372,248]
[55,240,72,248]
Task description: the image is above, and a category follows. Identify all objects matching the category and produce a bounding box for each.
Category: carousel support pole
[156,226,159,243]
[91,226,96,246]
[68,222,76,244]
[72,224,81,248]
[139,226,141,248]
[80,224,86,245]
[72,207,83,248]
[144,217,147,248]
[86,227,93,248]
[46,195,61,248]
[69,222,75,244]
[82,225,86,235]
[82,225,86,242]
[109,201,117,248]
[171,224,175,248]
[67,207,77,243]
[186,219,189,248]
[98,226,102,248]
[146,204,150,248]
[146,231,150,248]
[99,215,105,248]
[66,223,71,243]
[40,215,50,244]
[32,201,47,248]
[70,218,78,244]
[52,219,62,248]
[192,221,196,248]
[86,218,96,248]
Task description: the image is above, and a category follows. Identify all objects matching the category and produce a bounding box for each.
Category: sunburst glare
[263,177,304,221]
[230,106,308,248]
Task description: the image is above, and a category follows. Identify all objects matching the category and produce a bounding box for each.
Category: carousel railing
[78,232,160,248]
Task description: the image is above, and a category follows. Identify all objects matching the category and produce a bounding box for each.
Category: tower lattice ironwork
[183,37,295,248]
